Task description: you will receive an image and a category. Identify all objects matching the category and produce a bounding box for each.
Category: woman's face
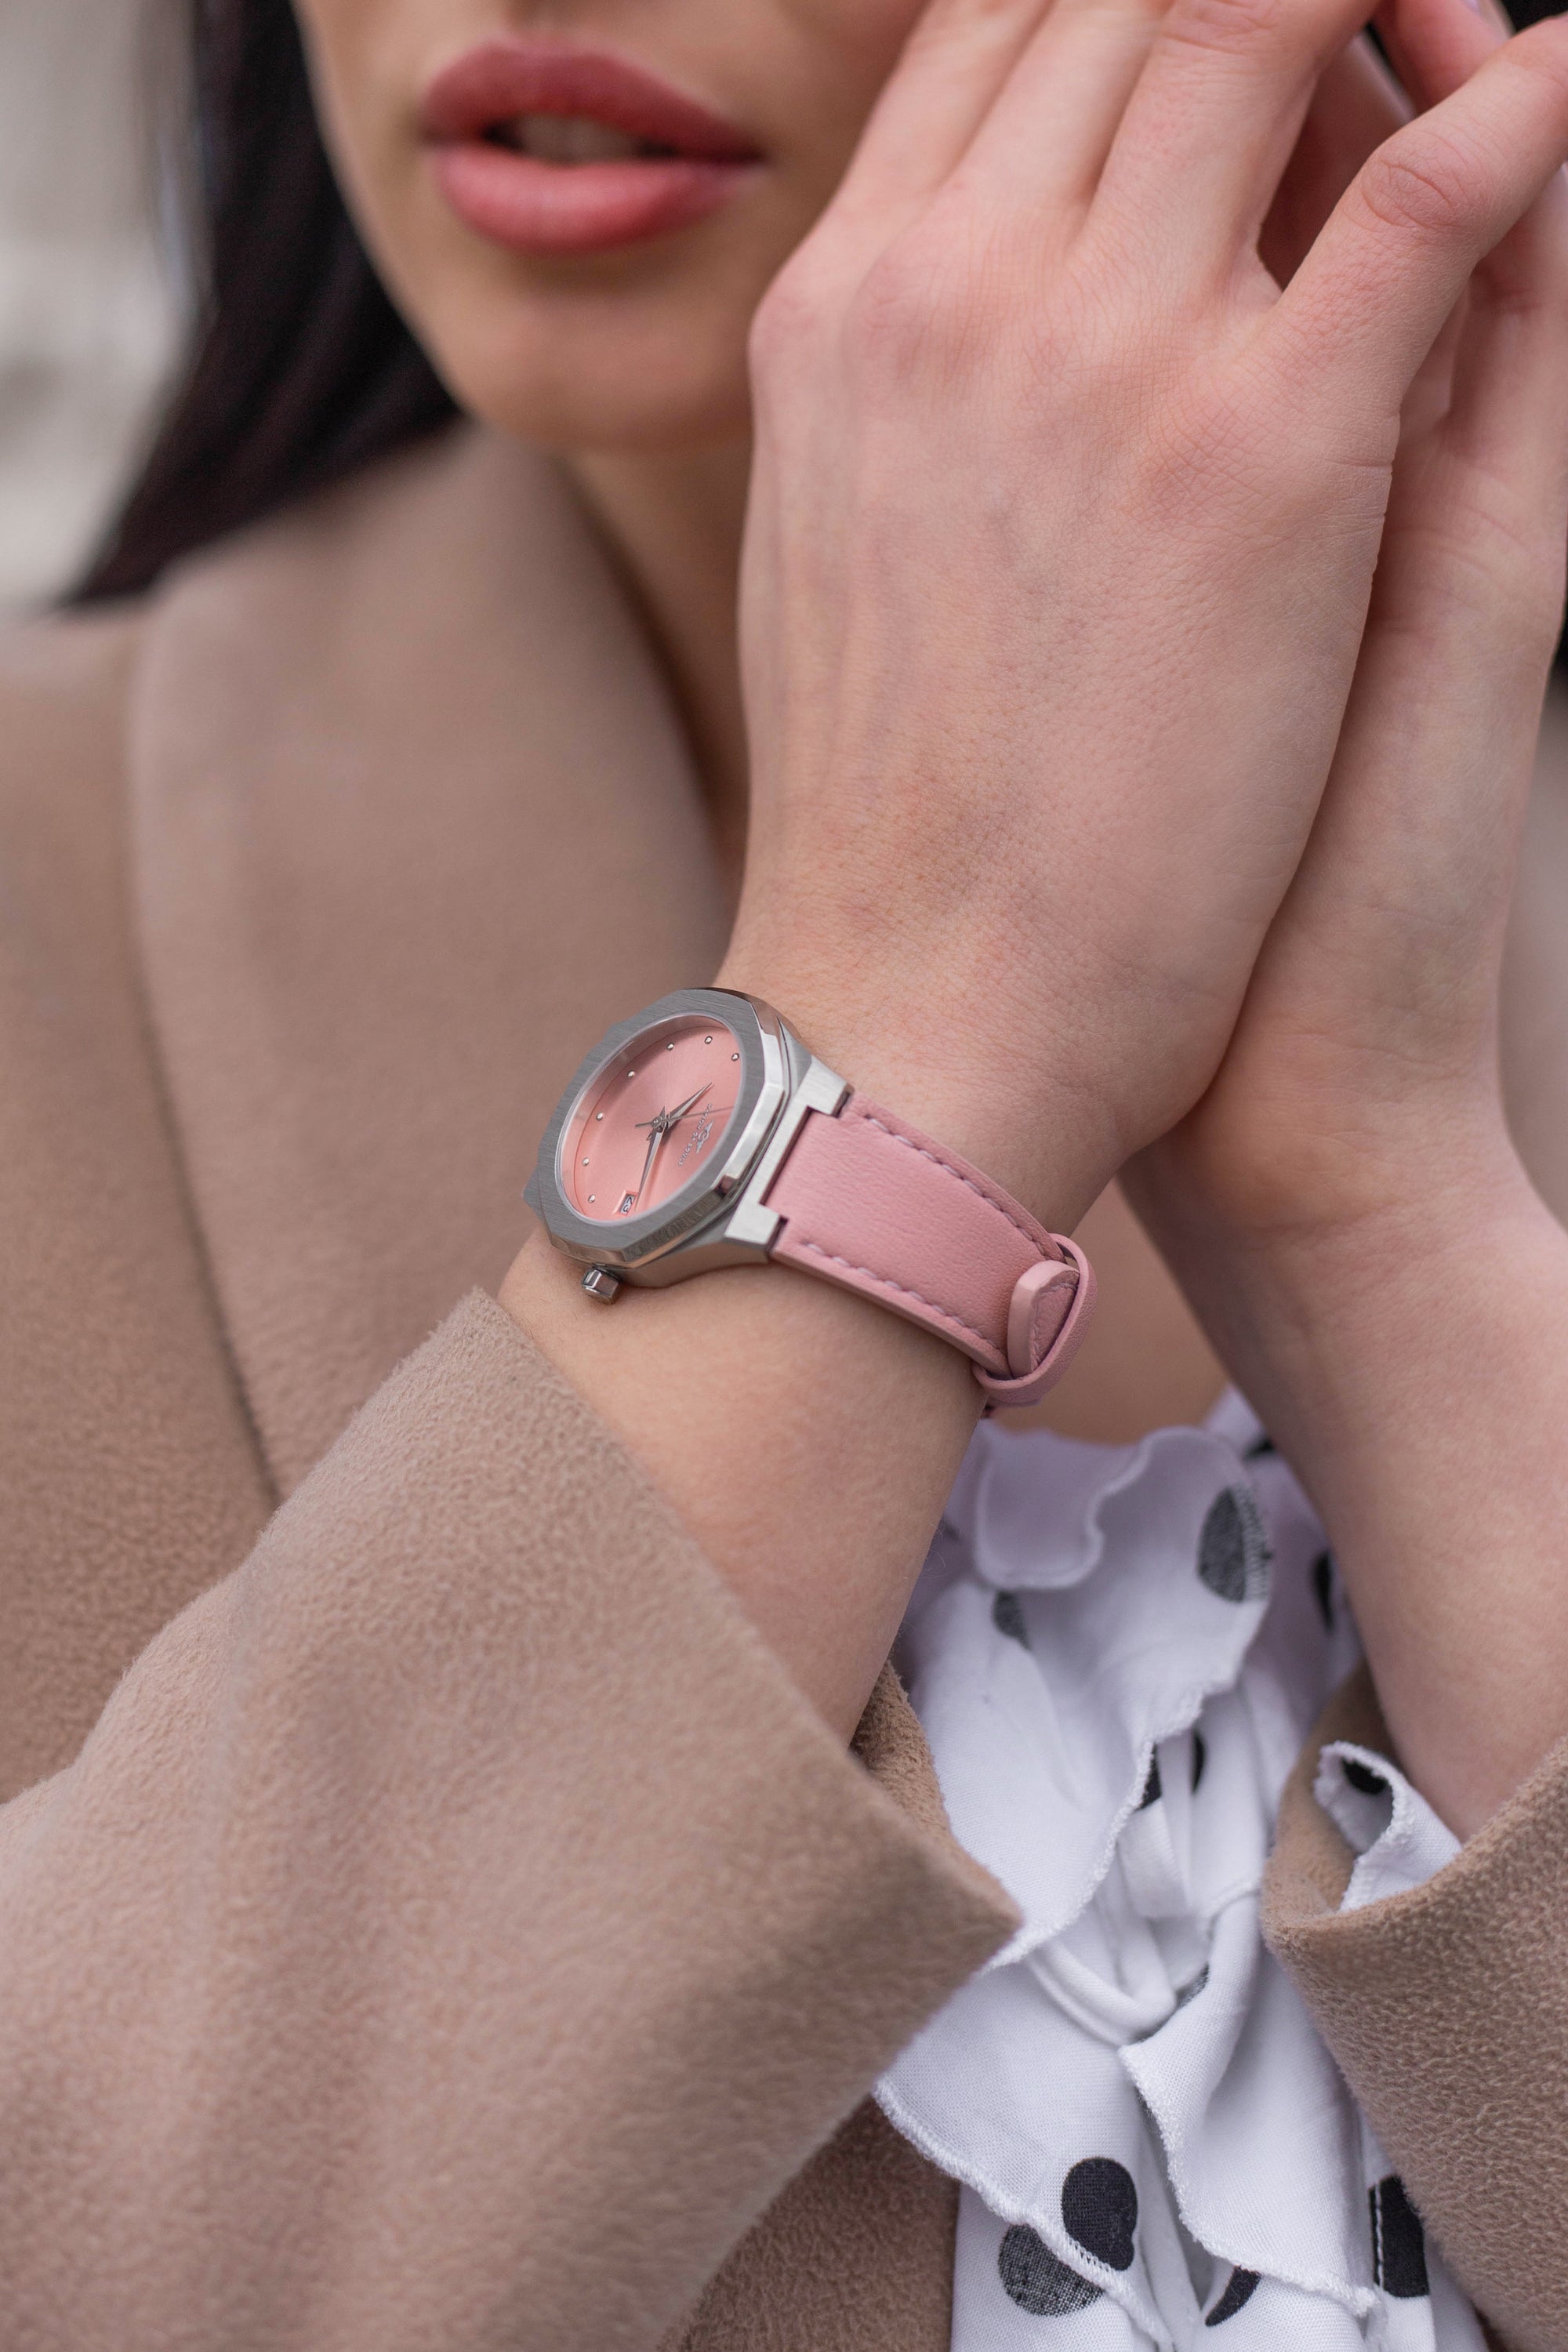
[294,0,924,449]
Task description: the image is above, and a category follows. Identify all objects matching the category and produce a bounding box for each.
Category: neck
[566,441,753,895]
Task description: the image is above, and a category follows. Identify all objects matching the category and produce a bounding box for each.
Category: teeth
[497,113,655,165]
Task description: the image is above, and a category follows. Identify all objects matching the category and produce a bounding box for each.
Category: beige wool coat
[2,422,1567,2352]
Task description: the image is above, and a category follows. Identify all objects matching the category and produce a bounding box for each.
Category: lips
[421,42,762,257]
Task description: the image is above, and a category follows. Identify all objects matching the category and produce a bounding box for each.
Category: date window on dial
[618,1192,638,1215]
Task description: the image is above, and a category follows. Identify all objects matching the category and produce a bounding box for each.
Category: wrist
[711,951,1120,1232]
[1136,1083,1530,1321]
[1176,1148,1563,1454]
[1224,1145,1542,1335]
[1188,1168,1568,1842]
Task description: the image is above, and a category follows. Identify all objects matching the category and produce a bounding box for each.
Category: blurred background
[0,0,183,616]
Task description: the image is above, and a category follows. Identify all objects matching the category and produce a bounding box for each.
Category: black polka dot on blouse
[992,1590,1029,1648]
[1205,2267,1261,2325]
[1062,2157,1138,2271]
[1139,1731,1203,1811]
[1196,1486,1272,1605]
[997,2223,1103,2315]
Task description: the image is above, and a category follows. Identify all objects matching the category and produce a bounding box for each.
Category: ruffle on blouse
[880,1396,1483,2350]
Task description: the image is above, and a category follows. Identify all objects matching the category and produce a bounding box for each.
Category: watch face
[558,1011,746,1225]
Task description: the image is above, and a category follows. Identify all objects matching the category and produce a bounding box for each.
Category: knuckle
[748,246,840,383]
[841,230,987,379]
[750,203,1033,408]
[843,258,935,377]
[1356,136,1478,242]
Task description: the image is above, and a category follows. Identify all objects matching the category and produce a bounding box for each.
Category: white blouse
[881,1392,1482,2350]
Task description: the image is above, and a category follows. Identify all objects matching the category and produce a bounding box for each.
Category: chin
[416,283,757,452]
[334,142,789,455]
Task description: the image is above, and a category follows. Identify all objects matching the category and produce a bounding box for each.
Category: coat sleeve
[0,1292,1017,2352]
[1264,1668,1568,2352]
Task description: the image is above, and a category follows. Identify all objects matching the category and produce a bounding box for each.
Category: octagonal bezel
[529,988,791,1270]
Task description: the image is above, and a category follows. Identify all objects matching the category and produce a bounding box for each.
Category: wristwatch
[525,987,1095,1408]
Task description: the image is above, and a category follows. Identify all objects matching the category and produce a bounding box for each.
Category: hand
[724,0,1568,1232]
[1127,0,1568,1284]
[1116,0,1568,1503]
[1098,0,1568,1836]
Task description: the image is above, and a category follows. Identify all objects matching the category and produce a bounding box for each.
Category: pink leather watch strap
[762,1094,1095,1409]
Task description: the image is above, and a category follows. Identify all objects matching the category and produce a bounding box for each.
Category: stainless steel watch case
[524,986,848,1289]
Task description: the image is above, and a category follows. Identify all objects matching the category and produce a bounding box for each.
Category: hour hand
[624,1120,665,1212]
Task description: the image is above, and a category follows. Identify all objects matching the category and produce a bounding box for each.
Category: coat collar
[129,426,728,1494]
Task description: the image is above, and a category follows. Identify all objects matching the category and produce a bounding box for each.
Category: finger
[1084,0,1376,295]
[942,0,1173,219]
[1343,0,1502,428]
[1261,34,1409,285]
[1442,179,1568,483]
[1399,289,1469,440]
[827,0,1055,241]
[1374,0,1514,118]
[1272,19,1568,428]
[1264,6,1568,1047]
[1400,0,1568,517]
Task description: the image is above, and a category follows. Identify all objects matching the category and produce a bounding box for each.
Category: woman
[4,0,1568,2340]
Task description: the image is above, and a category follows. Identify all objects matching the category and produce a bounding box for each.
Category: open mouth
[421,40,763,256]
[485,116,684,167]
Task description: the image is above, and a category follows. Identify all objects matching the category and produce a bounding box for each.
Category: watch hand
[628,1120,666,1210]
[635,1083,711,1133]
[625,1084,715,1209]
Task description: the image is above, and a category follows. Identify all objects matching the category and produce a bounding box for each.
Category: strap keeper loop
[974,1237,1097,1412]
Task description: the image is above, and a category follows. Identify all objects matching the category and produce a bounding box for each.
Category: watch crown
[581,1266,622,1304]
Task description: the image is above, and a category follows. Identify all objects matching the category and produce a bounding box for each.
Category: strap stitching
[788,1240,1004,1364]
[855,1111,1045,1258]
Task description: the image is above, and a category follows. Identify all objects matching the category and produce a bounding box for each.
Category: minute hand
[629,1084,712,1208]
[663,1083,711,1126]
[633,1083,709,1135]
